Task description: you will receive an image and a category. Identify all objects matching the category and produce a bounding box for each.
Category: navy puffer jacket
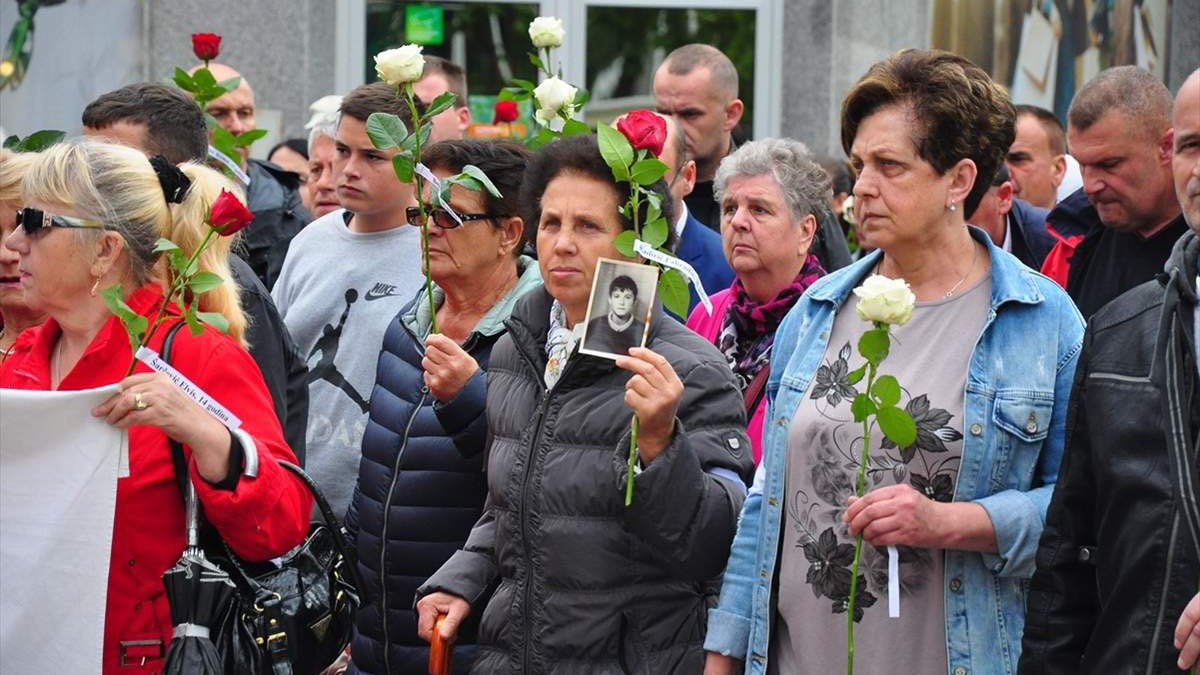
[345,257,541,675]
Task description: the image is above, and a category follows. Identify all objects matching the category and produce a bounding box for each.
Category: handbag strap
[743,360,770,414]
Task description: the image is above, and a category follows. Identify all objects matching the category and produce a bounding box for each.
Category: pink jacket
[686,288,765,465]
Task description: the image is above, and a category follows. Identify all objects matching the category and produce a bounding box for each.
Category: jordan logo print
[306,288,370,413]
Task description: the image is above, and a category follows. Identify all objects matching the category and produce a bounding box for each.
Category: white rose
[532,77,577,125]
[374,45,425,86]
[853,274,916,325]
[528,16,565,49]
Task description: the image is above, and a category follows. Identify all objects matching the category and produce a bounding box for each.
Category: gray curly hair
[713,138,831,222]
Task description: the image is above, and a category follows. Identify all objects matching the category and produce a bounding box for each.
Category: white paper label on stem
[135,346,242,429]
[413,162,462,227]
[207,145,251,186]
[632,239,712,314]
[888,544,900,618]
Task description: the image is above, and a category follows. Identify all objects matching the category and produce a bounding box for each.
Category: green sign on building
[405,5,445,45]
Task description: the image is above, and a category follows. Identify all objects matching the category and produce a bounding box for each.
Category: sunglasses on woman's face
[405,206,497,230]
[14,207,102,236]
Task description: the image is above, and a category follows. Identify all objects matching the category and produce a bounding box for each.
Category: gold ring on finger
[133,392,148,411]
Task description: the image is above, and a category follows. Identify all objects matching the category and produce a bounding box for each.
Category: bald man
[189,62,310,289]
[1021,69,1200,675]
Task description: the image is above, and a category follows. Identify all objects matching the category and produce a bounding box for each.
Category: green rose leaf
[191,67,217,90]
[872,374,901,408]
[153,238,180,253]
[646,196,662,226]
[233,129,268,148]
[400,124,433,154]
[392,153,415,183]
[210,127,240,167]
[614,231,638,258]
[850,392,877,423]
[460,164,503,198]
[597,124,633,181]
[643,218,669,249]
[528,52,546,72]
[12,130,66,152]
[173,67,197,93]
[528,126,558,150]
[187,271,225,294]
[560,119,591,137]
[196,310,231,334]
[858,328,890,367]
[511,78,536,92]
[100,284,148,355]
[573,88,591,108]
[847,364,867,385]
[877,405,918,448]
[422,91,458,120]
[217,77,241,92]
[167,248,189,274]
[630,158,668,186]
[658,268,690,319]
[183,305,204,336]
[366,112,408,150]
[2,135,18,150]
[498,87,531,102]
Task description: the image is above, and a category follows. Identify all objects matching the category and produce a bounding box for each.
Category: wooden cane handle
[429,613,452,675]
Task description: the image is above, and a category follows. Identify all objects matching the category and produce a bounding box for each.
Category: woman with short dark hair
[343,139,540,675]
[704,49,1084,675]
[416,134,753,674]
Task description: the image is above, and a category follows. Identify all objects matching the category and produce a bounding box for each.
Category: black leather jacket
[1020,232,1200,674]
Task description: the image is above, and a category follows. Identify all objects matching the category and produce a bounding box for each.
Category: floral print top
[768,274,990,675]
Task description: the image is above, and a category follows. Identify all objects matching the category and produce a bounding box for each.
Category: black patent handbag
[160,321,363,675]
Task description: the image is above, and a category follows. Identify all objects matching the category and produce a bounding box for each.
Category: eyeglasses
[405,206,498,230]
[15,207,102,236]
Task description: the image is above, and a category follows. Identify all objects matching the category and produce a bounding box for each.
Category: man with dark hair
[653,44,743,232]
[1007,104,1067,209]
[271,81,425,515]
[1020,68,1200,675]
[190,62,310,289]
[81,81,309,464]
[415,55,470,142]
[1039,65,1185,318]
[82,83,208,164]
[966,163,1055,270]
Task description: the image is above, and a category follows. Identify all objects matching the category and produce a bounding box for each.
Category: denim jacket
[704,228,1084,675]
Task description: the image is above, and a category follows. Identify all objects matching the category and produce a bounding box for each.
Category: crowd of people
[0,34,1197,675]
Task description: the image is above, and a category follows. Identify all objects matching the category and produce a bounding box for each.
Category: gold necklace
[943,241,979,298]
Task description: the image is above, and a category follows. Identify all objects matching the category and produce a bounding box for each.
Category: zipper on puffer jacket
[511,329,575,673]
[379,382,428,675]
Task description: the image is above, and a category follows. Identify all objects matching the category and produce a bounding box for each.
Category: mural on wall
[932,0,1172,119]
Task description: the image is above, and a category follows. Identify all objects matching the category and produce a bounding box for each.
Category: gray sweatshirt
[272,209,425,515]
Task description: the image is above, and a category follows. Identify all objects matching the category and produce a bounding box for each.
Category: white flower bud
[528,16,565,49]
[853,274,916,325]
[532,77,577,126]
[374,45,425,86]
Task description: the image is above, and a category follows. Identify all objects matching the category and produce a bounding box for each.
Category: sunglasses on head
[15,207,102,235]
[405,206,498,230]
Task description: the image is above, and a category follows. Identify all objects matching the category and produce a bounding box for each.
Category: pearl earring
[947,201,957,212]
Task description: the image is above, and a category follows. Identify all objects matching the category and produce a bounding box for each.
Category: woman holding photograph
[0,139,311,675]
[703,50,1084,675]
[414,134,754,674]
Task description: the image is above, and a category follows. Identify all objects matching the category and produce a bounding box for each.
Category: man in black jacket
[1020,68,1200,675]
[82,82,309,463]
[198,63,311,290]
[966,163,1055,270]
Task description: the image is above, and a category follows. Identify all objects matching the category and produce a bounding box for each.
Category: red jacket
[0,284,312,674]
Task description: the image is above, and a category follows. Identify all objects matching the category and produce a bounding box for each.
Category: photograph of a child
[580,259,659,359]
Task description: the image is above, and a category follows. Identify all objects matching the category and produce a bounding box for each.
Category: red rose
[208,189,253,236]
[191,33,222,62]
[493,100,519,124]
[617,109,668,158]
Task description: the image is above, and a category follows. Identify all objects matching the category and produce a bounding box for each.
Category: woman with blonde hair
[0,149,45,358]
[0,138,311,675]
